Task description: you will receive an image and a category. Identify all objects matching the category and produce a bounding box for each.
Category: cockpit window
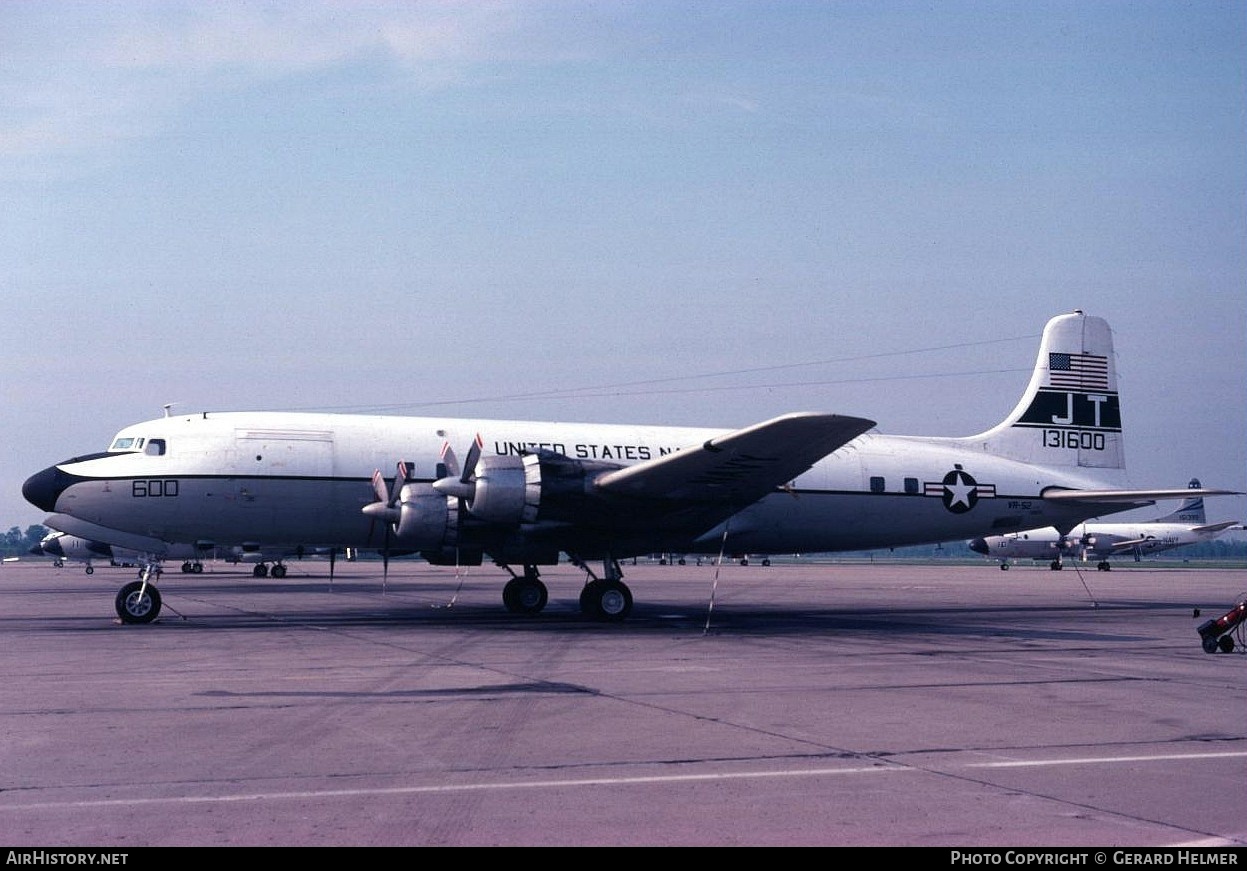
[110,436,163,454]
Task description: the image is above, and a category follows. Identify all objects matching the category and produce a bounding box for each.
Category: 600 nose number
[132,480,179,497]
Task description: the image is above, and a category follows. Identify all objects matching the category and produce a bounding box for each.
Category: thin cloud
[0,1,530,161]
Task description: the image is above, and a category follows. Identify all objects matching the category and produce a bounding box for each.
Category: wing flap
[594,412,875,503]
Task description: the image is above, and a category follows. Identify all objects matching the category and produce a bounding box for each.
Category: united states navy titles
[6,853,128,865]
[949,852,1239,866]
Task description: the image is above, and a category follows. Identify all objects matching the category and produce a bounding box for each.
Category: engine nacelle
[462,450,629,527]
[394,482,453,548]
[464,454,542,524]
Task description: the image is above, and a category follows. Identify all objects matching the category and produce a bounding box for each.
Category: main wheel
[503,577,548,614]
[581,579,632,622]
[115,581,162,624]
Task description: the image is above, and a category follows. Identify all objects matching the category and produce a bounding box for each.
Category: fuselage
[24,410,1132,560]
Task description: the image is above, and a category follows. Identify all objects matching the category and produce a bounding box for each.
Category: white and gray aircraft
[23,310,1239,624]
[28,529,116,574]
[968,479,1243,570]
[29,527,318,578]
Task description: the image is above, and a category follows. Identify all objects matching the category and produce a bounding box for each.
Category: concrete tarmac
[1,557,1244,847]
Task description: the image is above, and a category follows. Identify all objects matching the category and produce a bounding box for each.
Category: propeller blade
[432,435,484,500]
[461,433,483,484]
[370,468,388,504]
[389,461,410,506]
[440,441,459,479]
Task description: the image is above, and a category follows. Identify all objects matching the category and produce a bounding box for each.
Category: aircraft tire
[581,579,632,623]
[115,580,162,625]
[503,577,547,614]
[271,565,287,579]
[85,566,94,575]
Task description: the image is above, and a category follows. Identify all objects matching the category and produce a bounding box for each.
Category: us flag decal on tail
[1048,352,1109,390]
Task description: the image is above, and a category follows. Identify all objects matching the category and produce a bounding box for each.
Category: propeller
[433,434,482,501]
[361,461,411,585]
[363,461,410,533]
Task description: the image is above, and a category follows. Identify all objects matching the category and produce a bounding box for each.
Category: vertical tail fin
[965,310,1125,475]
[1152,478,1208,524]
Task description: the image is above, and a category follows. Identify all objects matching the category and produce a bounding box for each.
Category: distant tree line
[2,521,1244,562]
[2,525,49,558]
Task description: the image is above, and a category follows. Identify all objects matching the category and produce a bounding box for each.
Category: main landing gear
[250,562,288,578]
[571,556,633,623]
[115,563,163,625]
[497,557,634,622]
[501,566,549,615]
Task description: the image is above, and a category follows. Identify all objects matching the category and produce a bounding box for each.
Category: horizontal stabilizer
[1192,521,1244,534]
[1042,487,1244,507]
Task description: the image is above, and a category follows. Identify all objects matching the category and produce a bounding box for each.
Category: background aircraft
[968,479,1243,570]
[28,530,116,574]
[23,311,1240,624]
[29,526,339,578]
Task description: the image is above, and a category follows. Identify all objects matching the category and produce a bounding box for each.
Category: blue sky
[3,1,1244,530]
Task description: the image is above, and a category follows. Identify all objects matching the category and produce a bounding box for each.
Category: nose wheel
[115,579,162,624]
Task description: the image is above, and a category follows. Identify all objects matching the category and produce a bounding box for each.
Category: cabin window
[145,439,167,456]
[870,476,885,493]
[904,477,919,494]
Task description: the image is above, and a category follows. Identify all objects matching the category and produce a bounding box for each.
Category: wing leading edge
[594,412,875,504]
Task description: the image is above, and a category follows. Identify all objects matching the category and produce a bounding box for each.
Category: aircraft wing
[1104,537,1158,552]
[593,412,875,504]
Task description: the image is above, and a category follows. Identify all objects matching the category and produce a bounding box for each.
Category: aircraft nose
[968,538,989,555]
[37,538,64,558]
[22,465,72,513]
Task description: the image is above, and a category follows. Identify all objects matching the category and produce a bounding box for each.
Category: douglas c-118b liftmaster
[23,311,1239,624]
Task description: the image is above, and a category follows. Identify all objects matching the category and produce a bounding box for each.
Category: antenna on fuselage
[163,402,178,418]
